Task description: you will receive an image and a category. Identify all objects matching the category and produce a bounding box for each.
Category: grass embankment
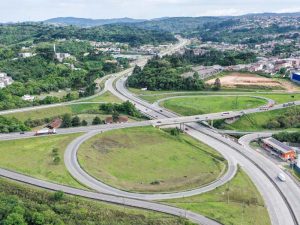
[78,126,226,193]
[3,103,100,122]
[161,96,266,116]
[0,134,84,188]
[137,92,300,104]
[0,177,191,225]
[164,168,271,225]
[78,91,123,103]
[224,105,300,131]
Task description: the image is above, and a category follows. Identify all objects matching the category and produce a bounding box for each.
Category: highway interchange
[0,38,300,225]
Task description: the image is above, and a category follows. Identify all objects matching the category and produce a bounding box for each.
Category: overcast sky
[1,0,300,22]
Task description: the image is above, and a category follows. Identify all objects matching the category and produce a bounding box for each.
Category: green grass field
[164,168,271,225]
[161,96,267,116]
[224,106,300,131]
[0,134,85,188]
[78,126,226,193]
[3,103,100,122]
[78,91,123,103]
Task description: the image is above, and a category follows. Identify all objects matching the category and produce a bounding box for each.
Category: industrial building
[291,72,300,84]
[262,137,296,160]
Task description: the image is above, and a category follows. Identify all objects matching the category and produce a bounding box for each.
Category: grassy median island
[164,168,271,225]
[78,126,226,193]
[0,134,85,188]
[222,105,300,131]
[0,178,192,225]
[161,96,267,116]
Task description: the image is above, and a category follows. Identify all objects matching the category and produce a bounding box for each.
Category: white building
[0,73,13,89]
[22,95,35,101]
[19,52,34,58]
[54,53,75,63]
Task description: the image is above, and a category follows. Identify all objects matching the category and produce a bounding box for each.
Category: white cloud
[0,0,299,22]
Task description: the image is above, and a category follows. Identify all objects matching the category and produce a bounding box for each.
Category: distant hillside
[44,17,146,27]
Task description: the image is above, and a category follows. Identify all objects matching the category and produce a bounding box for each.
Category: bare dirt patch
[206,72,290,90]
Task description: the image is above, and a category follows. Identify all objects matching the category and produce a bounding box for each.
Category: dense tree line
[100,101,142,118]
[0,23,176,47]
[0,178,187,225]
[273,131,300,143]
[128,50,255,91]
[0,42,128,111]
[0,116,29,133]
[264,107,300,129]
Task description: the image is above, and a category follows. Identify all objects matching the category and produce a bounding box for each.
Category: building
[262,137,296,160]
[19,52,34,58]
[0,73,13,89]
[54,53,75,63]
[291,72,300,84]
[295,154,300,173]
[22,95,35,101]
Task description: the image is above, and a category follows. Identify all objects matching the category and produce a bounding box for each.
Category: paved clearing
[161,96,267,116]
[78,126,226,193]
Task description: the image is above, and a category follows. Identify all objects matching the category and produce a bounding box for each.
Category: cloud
[0,0,299,22]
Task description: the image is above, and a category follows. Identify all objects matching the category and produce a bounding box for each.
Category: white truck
[35,128,57,136]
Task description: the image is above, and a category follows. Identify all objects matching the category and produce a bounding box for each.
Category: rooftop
[263,137,294,154]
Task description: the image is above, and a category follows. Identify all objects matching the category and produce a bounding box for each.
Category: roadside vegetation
[0,134,84,188]
[161,96,266,116]
[128,50,256,91]
[78,126,226,193]
[164,168,271,225]
[1,100,141,131]
[0,178,190,225]
[219,106,300,131]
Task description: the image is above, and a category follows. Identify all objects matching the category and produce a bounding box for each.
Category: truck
[35,128,57,136]
[283,102,295,107]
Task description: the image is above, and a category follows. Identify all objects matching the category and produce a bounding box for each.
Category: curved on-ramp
[64,123,237,201]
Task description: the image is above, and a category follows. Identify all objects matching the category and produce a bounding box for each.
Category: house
[55,53,75,62]
[22,95,35,101]
[0,73,13,88]
[19,52,34,58]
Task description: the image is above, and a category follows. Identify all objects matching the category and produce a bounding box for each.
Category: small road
[64,123,237,200]
[0,168,219,225]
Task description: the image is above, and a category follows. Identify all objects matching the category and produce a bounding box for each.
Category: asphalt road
[64,123,237,200]
[0,168,219,225]
[109,67,300,225]
[1,37,300,224]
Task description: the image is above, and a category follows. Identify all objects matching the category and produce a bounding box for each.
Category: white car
[277,173,286,182]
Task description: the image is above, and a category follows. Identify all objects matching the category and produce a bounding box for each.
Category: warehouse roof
[263,137,293,154]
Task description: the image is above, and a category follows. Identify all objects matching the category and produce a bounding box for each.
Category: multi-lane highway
[1,36,300,225]
[108,63,300,225]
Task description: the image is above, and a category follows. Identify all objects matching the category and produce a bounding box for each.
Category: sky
[1,0,300,22]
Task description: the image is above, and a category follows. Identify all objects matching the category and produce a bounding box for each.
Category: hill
[45,17,146,27]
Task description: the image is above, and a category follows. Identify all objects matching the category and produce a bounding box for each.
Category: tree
[3,213,26,225]
[213,78,221,91]
[112,111,120,122]
[61,114,72,128]
[193,72,200,80]
[81,120,88,126]
[92,116,102,125]
[71,116,81,127]
[52,191,64,201]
